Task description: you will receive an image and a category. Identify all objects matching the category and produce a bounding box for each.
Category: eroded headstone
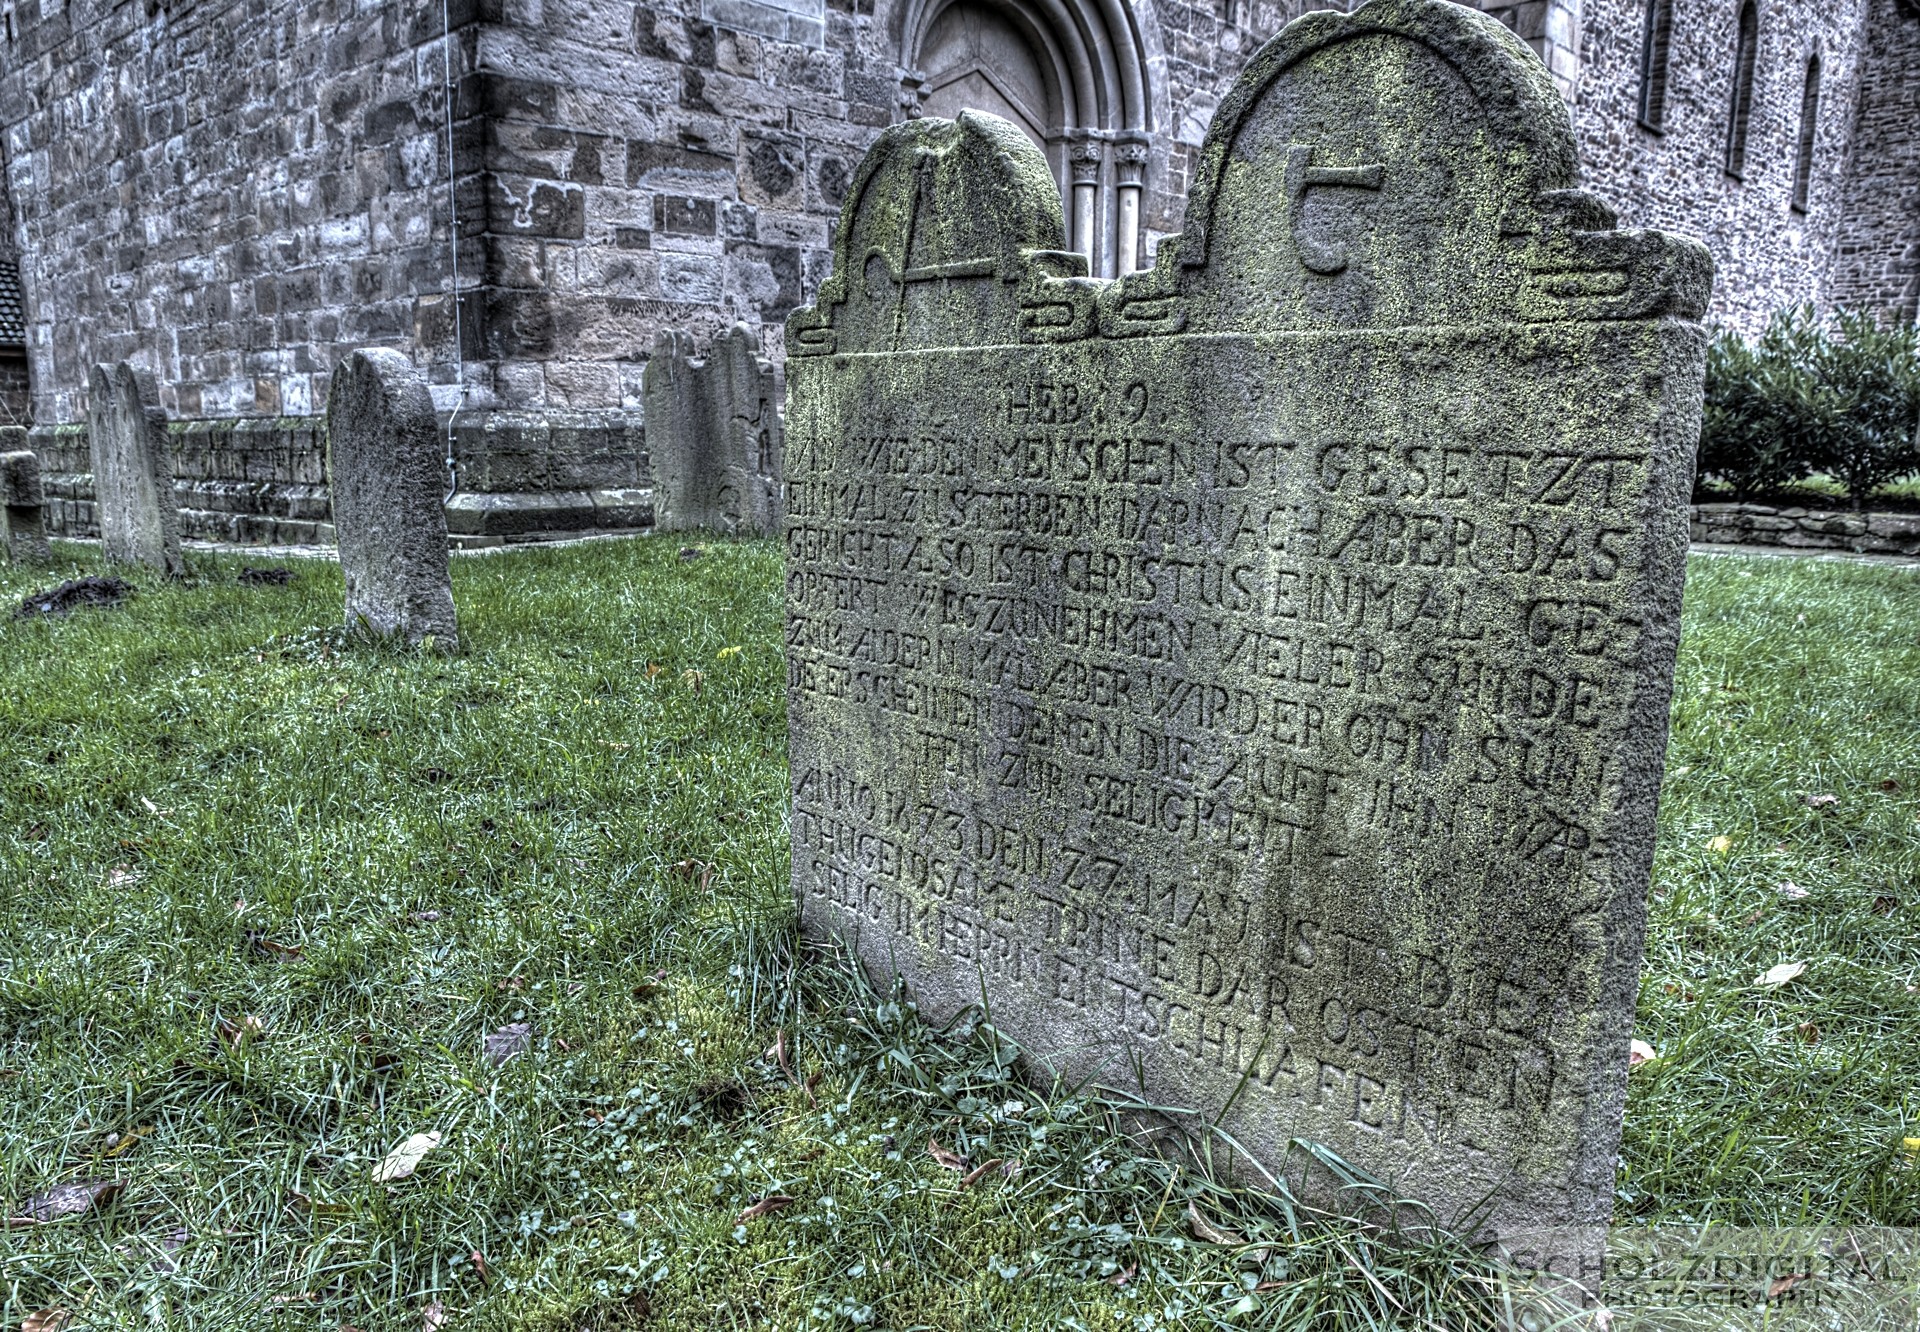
[87,362,183,575]
[644,324,783,535]
[325,348,458,651]
[1,449,51,562]
[784,0,1710,1246]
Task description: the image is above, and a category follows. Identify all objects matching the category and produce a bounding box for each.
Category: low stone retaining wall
[2,410,655,547]
[1690,502,1920,557]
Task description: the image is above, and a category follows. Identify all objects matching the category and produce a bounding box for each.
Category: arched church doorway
[900,0,1153,277]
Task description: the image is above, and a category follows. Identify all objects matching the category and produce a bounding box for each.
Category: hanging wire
[441,0,467,503]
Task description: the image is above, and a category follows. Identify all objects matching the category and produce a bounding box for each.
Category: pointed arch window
[1637,0,1674,130]
[1725,1,1759,179]
[1791,54,1821,212]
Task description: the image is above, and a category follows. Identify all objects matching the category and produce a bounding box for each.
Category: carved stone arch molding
[900,0,1155,276]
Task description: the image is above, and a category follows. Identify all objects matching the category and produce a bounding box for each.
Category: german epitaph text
[326,349,458,651]
[1,450,51,563]
[785,0,1711,1240]
[645,324,783,535]
[88,362,184,575]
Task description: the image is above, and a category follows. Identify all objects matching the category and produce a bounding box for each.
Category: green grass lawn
[0,540,1916,1329]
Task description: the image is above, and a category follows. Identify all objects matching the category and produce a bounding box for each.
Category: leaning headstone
[1,449,51,562]
[644,324,783,535]
[784,0,1710,1255]
[325,348,458,651]
[87,362,183,575]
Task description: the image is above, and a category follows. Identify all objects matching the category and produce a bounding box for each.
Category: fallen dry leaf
[8,1179,122,1226]
[215,1014,266,1049]
[735,1194,795,1224]
[1806,793,1839,809]
[372,1131,442,1184]
[1107,1263,1136,1287]
[1879,778,1901,793]
[767,1029,793,1082]
[682,668,705,694]
[1707,835,1733,854]
[1628,1038,1657,1067]
[422,1302,448,1331]
[102,1126,153,1159]
[471,1249,491,1285]
[287,1190,352,1217]
[1767,1272,1814,1299]
[22,1309,70,1332]
[957,1158,1010,1189]
[1187,1201,1243,1246]
[1754,961,1808,989]
[483,1023,532,1067]
[1776,882,1810,900]
[644,662,664,680]
[1795,1022,1820,1043]
[927,1137,967,1171]
[246,932,303,961]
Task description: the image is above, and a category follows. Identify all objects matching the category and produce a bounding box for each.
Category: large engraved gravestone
[326,349,459,651]
[644,325,784,536]
[87,362,184,575]
[785,0,1711,1243]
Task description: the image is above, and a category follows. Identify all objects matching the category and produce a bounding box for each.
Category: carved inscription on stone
[785,0,1711,1242]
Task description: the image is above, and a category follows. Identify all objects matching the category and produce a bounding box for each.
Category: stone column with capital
[1067,138,1103,268]
[1113,137,1150,276]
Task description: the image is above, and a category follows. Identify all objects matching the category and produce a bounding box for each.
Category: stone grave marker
[644,324,783,535]
[1,449,50,562]
[87,362,184,575]
[325,348,458,651]
[784,0,1710,1247]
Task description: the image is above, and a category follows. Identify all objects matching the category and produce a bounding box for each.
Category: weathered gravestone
[325,348,458,651]
[785,0,1710,1247]
[644,324,783,535]
[1,449,51,563]
[87,362,184,575]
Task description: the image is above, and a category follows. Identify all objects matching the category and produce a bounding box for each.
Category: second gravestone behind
[326,349,459,651]
[644,325,783,535]
[786,0,1710,1243]
[88,362,183,575]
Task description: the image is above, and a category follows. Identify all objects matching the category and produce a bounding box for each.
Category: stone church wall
[1828,0,1920,321]
[0,0,1913,543]
[1570,0,1872,333]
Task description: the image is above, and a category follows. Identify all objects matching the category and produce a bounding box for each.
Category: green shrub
[1697,306,1920,507]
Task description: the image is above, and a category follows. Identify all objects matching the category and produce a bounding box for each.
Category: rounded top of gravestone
[327,348,434,429]
[787,111,1076,357]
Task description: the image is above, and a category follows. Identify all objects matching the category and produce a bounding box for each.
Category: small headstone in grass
[0,449,50,563]
[644,324,783,535]
[324,348,458,652]
[86,363,183,575]
[783,0,1709,1256]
